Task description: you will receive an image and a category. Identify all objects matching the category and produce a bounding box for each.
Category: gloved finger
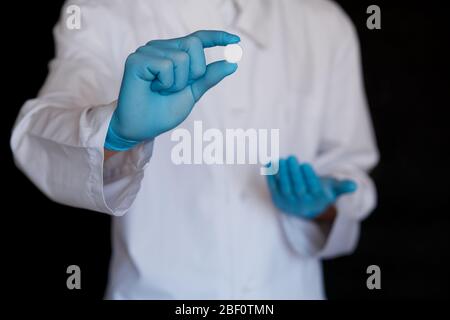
[287,155,306,197]
[189,30,240,48]
[150,31,239,80]
[266,166,280,197]
[149,49,190,93]
[125,52,174,90]
[331,179,357,197]
[147,36,207,81]
[190,60,237,101]
[278,159,293,198]
[301,163,322,195]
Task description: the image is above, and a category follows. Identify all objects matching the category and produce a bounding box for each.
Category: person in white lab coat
[11,0,379,299]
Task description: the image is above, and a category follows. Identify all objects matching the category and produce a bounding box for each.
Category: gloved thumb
[332,179,357,197]
[190,60,238,102]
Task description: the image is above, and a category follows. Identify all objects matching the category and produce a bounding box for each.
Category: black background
[2,1,449,300]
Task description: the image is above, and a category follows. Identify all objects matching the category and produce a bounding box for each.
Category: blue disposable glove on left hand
[266,156,357,219]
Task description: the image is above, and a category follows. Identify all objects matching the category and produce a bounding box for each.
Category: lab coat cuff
[280,169,368,258]
[315,196,360,259]
[101,140,154,216]
[101,123,154,215]
[280,199,360,259]
[83,101,118,214]
[315,169,370,258]
[280,213,327,257]
[103,140,154,181]
[82,101,152,216]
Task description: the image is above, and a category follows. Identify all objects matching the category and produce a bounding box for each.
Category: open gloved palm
[267,156,357,219]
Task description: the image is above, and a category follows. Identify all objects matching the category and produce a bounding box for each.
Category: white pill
[224,44,243,63]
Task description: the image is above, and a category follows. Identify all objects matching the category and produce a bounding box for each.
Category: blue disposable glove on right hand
[105,30,240,151]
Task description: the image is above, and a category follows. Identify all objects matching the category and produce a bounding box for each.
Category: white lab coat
[11,0,379,299]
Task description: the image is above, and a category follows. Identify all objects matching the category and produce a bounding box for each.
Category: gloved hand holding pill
[105,30,241,151]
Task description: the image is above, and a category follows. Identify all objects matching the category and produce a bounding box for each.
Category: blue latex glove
[105,30,240,151]
[266,156,357,219]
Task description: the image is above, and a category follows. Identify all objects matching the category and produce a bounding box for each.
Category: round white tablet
[224,44,243,63]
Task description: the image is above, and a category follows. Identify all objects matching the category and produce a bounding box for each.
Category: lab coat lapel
[234,0,273,48]
[177,0,227,32]
[177,0,272,47]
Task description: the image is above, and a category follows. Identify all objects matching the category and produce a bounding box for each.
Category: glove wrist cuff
[104,123,140,151]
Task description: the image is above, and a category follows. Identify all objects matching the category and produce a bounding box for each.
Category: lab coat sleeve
[10,1,152,216]
[280,13,379,259]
